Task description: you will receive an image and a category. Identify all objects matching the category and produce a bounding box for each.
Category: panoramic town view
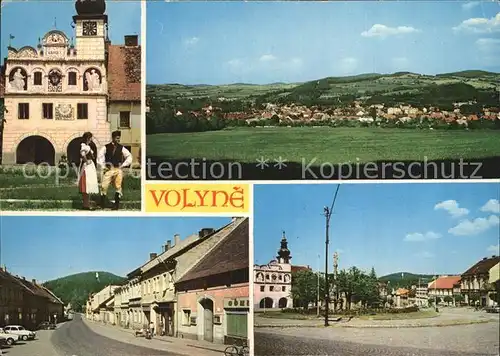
[0,216,250,356]
[146,1,500,180]
[0,0,142,210]
[253,183,500,355]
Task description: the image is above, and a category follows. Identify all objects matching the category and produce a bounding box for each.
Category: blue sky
[147,1,500,85]
[1,1,141,59]
[254,183,500,277]
[0,216,231,282]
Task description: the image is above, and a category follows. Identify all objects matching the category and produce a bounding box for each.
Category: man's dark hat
[112,130,121,138]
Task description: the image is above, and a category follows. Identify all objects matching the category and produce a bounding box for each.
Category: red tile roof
[107,44,141,102]
[428,276,461,290]
[176,218,249,283]
[462,256,500,277]
[396,288,409,296]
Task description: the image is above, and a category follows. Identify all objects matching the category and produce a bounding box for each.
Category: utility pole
[333,252,339,313]
[317,254,320,317]
[323,184,340,327]
[324,206,330,327]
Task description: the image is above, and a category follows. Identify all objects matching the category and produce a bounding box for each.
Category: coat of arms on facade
[55,104,74,120]
[48,70,62,92]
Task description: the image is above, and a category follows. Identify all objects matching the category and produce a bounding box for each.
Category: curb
[256,319,495,329]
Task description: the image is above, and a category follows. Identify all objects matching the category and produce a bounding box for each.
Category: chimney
[32,279,36,285]
[167,240,172,250]
[174,234,181,246]
[483,257,487,260]
[124,35,138,47]
[199,228,215,238]
[150,253,157,260]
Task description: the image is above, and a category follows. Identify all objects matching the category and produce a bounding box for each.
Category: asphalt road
[254,331,496,356]
[51,315,181,356]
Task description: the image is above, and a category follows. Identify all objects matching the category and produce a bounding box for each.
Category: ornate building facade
[254,232,293,310]
[1,0,140,165]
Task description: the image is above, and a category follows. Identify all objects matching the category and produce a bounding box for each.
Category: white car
[3,325,36,341]
[0,328,20,345]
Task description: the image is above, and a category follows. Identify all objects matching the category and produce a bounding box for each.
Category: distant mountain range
[147,70,499,103]
[43,271,126,312]
[379,272,436,289]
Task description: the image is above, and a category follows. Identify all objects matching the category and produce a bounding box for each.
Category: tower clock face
[82,21,97,36]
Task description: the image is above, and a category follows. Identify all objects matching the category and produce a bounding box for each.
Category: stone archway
[259,297,273,309]
[278,298,288,309]
[16,135,55,165]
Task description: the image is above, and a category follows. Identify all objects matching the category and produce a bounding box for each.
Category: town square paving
[255,313,500,356]
[255,308,499,328]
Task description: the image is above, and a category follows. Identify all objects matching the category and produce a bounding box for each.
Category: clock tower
[73,0,107,60]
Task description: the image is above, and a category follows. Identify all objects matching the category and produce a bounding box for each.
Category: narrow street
[52,315,181,356]
[2,314,182,356]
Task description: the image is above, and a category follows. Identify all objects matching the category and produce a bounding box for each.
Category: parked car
[37,322,56,330]
[3,325,36,341]
[485,305,500,313]
[0,328,20,346]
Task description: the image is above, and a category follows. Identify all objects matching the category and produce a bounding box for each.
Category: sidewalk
[83,318,227,356]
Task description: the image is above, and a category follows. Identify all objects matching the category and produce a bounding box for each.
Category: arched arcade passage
[278,298,288,309]
[16,135,55,166]
[259,297,273,309]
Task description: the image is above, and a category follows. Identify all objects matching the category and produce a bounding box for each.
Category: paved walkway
[255,308,499,328]
[83,319,227,356]
[1,329,59,356]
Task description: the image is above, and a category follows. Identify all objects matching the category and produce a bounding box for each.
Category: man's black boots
[112,192,120,210]
[100,194,107,209]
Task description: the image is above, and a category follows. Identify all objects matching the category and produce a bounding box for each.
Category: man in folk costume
[97,130,132,210]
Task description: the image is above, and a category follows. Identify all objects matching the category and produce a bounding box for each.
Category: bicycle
[224,344,249,356]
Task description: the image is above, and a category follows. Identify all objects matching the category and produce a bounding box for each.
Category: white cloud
[361,24,420,38]
[480,199,500,214]
[404,231,442,242]
[259,54,277,62]
[415,251,434,259]
[338,57,358,74]
[476,38,500,52]
[448,215,500,236]
[434,200,469,218]
[487,244,499,254]
[227,59,243,68]
[462,2,480,11]
[184,37,199,46]
[452,12,500,33]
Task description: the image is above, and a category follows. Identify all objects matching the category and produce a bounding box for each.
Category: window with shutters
[42,103,53,119]
[77,103,88,120]
[34,72,43,86]
[68,72,77,86]
[119,111,131,128]
[18,103,29,119]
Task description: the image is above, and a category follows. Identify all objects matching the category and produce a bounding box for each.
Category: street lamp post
[323,185,340,327]
[324,206,330,327]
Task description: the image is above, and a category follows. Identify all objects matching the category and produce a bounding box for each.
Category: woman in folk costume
[78,132,99,210]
